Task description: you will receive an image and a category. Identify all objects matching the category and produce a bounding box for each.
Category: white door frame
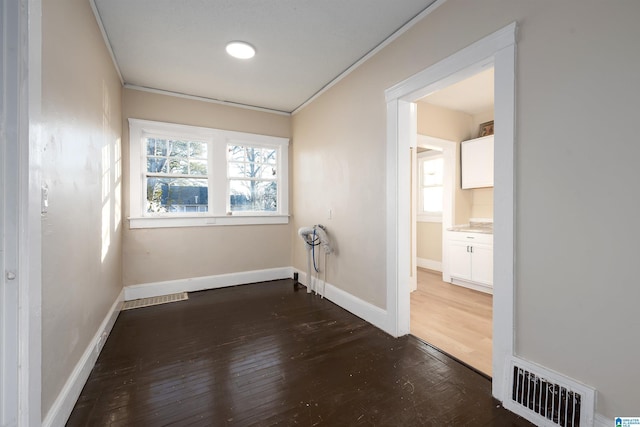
[1,2,9,420]
[414,135,456,283]
[2,0,42,425]
[2,2,20,423]
[385,23,516,400]
[410,146,418,292]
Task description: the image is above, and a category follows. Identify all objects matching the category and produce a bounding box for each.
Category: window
[129,119,289,228]
[418,150,443,222]
[227,144,278,212]
[146,137,209,214]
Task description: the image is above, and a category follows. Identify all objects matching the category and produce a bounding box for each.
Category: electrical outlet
[41,184,49,214]
[327,209,332,220]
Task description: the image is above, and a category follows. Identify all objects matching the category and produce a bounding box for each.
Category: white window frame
[417,150,444,223]
[128,118,289,228]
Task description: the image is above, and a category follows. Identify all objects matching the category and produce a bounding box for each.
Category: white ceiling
[92,0,438,113]
[420,67,495,115]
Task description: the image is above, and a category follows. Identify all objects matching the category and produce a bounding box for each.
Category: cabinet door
[461,135,494,189]
[449,240,472,281]
[470,243,493,286]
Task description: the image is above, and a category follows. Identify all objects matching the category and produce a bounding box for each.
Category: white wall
[40,0,123,416]
[292,0,640,418]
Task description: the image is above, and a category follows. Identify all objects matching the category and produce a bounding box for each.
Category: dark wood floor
[67,279,532,426]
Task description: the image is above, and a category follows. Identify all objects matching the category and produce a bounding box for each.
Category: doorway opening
[384,22,516,400]
[409,70,495,376]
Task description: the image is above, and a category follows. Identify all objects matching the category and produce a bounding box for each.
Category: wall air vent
[504,357,595,427]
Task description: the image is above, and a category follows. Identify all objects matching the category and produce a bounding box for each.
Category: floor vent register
[122,292,189,310]
[504,357,595,427]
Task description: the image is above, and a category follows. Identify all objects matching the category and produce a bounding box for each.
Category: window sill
[417,215,443,223]
[128,214,289,229]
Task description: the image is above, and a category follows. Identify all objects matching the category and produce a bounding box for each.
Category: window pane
[228,162,277,179]
[423,187,443,213]
[169,140,189,157]
[228,162,245,178]
[147,157,167,173]
[263,149,277,164]
[251,148,264,164]
[228,145,247,162]
[146,177,208,213]
[251,148,276,164]
[189,141,207,159]
[168,158,189,174]
[229,180,277,212]
[227,144,278,182]
[146,138,167,156]
[147,138,208,176]
[189,160,207,175]
[422,158,443,186]
[257,165,277,179]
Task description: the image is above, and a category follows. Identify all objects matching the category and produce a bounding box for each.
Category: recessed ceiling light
[225,41,256,59]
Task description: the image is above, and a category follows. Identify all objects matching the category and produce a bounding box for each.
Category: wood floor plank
[66,279,529,426]
[410,268,493,376]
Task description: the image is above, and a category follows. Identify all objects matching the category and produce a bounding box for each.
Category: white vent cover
[122,292,188,310]
[504,357,595,427]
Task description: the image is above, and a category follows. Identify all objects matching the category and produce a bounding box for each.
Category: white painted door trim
[410,147,418,292]
[384,22,517,401]
[415,134,456,284]
[1,0,43,425]
[2,2,21,424]
[407,104,418,293]
[0,2,15,422]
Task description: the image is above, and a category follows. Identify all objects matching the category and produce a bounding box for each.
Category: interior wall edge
[42,289,124,427]
[292,268,390,334]
[416,258,442,272]
[594,413,612,427]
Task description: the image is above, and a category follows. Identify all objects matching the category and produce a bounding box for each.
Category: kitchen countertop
[447,222,493,234]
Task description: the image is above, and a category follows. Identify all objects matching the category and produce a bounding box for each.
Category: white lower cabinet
[448,232,493,293]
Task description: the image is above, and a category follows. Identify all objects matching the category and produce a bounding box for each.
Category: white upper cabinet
[461,135,494,189]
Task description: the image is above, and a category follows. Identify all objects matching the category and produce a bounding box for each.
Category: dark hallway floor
[66,279,532,426]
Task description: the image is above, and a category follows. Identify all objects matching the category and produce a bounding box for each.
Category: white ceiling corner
[92,0,439,113]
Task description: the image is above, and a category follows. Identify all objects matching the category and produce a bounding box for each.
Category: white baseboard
[124,267,293,301]
[43,289,124,427]
[594,413,611,427]
[451,277,493,294]
[417,258,442,271]
[127,267,389,333]
[293,269,388,332]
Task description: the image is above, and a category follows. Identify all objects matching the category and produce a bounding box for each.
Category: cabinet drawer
[448,231,493,245]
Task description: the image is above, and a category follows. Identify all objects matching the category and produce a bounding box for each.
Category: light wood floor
[410,268,493,376]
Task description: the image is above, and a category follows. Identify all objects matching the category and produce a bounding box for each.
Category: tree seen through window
[145,137,208,213]
[227,145,277,212]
